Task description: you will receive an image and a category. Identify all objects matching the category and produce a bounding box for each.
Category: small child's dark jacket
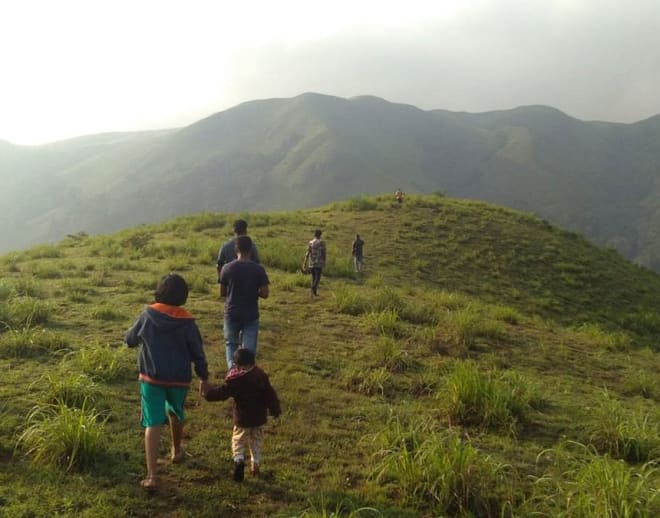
[204,366,281,428]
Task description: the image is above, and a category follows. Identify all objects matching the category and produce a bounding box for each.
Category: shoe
[250,464,260,477]
[233,460,245,482]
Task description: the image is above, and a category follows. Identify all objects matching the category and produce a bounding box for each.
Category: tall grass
[442,304,507,348]
[39,373,103,409]
[71,343,134,382]
[16,398,108,472]
[371,416,511,516]
[527,443,660,517]
[332,285,369,315]
[443,361,534,432]
[374,336,414,373]
[585,392,660,462]
[361,309,403,338]
[0,326,69,359]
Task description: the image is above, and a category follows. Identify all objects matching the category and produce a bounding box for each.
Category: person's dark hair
[314,229,322,238]
[235,235,253,255]
[233,219,248,235]
[154,273,189,306]
[233,348,255,367]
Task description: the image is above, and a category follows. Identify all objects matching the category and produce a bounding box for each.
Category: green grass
[0,194,659,516]
[16,399,108,472]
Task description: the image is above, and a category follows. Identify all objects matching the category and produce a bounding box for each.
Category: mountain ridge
[2,93,660,270]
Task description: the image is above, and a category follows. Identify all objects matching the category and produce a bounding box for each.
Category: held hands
[199,379,212,397]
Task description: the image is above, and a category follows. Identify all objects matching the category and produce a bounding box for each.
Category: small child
[202,348,281,481]
[125,273,210,490]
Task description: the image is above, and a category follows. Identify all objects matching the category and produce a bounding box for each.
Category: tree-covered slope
[2,94,660,272]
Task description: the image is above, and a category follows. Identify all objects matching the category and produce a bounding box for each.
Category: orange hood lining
[149,303,194,319]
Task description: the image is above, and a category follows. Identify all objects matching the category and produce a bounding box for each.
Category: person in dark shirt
[125,273,210,491]
[202,348,281,481]
[219,236,270,369]
[352,234,364,273]
[216,219,260,280]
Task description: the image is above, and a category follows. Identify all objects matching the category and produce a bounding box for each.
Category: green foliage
[16,399,108,472]
[0,326,68,358]
[0,195,660,516]
[73,343,134,382]
[343,367,393,397]
[443,361,534,432]
[585,392,660,462]
[4,296,51,327]
[442,304,507,348]
[332,285,369,315]
[527,444,660,517]
[371,416,511,516]
[374,337,414,373]
[89,305,126,321]
[361,309,403,338]
[570,323,632,351]
[292,496,382,517]
[336,196,379,212]
[39,373,103,409]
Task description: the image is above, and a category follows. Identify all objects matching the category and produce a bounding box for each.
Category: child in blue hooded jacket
[125,273,210,490]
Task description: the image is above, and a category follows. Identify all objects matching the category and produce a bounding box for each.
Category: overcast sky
[2,0,659,145]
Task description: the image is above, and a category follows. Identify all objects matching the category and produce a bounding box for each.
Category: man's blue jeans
[224,317,259,369]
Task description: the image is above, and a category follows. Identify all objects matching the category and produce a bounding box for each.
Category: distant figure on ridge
[219,236,270,369]
[216,219,260,281]
[303,229,326,297]
[125,273,210,491]
[201,348,281,482]
[394,188,404,204]
[352,233,364,273]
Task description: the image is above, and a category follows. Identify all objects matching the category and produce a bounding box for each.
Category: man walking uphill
[303,229,326,297]
[219,236,270,369]
[216,219,260,280]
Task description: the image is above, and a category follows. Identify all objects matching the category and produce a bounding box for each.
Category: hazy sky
[2,0,659,145]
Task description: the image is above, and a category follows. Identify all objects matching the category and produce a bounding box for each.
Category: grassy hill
[3,93,660,273]
[1,194,659,517]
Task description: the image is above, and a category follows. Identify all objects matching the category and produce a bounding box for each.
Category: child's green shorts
[140,382,188,427]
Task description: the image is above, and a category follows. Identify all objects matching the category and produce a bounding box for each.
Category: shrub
[16,399,108,472]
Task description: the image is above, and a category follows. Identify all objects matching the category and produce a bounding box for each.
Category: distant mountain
[2,93,660,270]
